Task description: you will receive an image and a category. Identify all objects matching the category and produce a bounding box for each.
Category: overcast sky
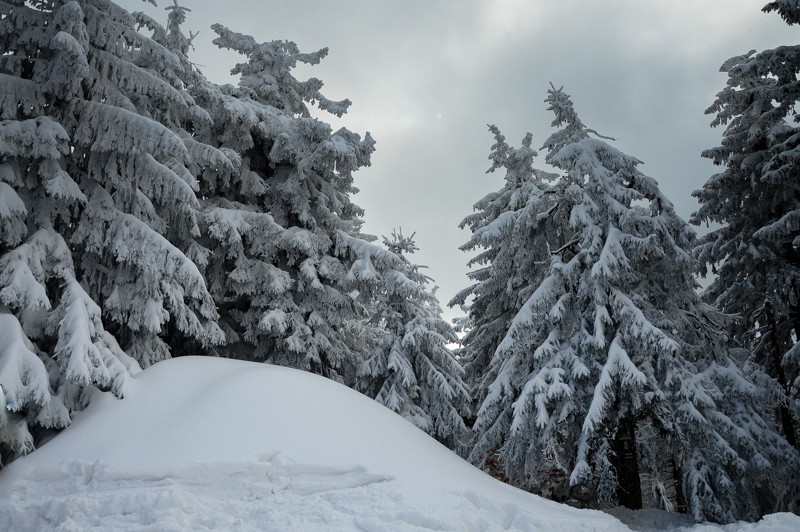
[121,0,797,321]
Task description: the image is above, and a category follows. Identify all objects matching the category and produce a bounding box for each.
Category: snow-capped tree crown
[210,24,351,117]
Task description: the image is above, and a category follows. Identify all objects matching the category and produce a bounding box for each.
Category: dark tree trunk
[673,460,687,514]
[765,301,798,450]
[612,416,643,509]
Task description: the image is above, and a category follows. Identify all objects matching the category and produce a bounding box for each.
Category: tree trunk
[672,459,687,514]
[612,416,643,509]
[765,301,798,449]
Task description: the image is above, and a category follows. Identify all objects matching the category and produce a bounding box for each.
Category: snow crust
[0,356,796,531]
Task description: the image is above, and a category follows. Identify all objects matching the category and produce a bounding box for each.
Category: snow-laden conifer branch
[211,24,351,117]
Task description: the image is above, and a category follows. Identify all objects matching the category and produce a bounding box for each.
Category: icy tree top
[383,229,418,257]
[211,24,351,117]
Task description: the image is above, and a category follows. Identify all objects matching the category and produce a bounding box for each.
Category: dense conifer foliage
[692,0,800,452]
[454,87,798,522]
[0,0,218,463]
[0,0,457,462]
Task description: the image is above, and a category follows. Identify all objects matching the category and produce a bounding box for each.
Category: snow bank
[0,356,796,531]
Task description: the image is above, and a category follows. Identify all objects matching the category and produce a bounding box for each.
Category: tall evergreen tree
[457,86,798,522]
[691,0,800,449]
[120,5,456,405]
[179,23,376,386]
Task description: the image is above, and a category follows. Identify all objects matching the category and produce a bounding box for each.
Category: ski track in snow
[0,454,570,532]
[0,453,627,532]
[2,454,400,532]
[3,459,798,532]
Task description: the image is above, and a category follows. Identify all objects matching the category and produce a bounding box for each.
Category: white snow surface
[0,356,796,531]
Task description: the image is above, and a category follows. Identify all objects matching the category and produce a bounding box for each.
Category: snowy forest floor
[0,357,797,531]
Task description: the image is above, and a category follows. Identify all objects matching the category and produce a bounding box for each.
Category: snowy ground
[0,357,797,531]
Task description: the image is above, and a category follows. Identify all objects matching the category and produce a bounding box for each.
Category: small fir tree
[356,229,469,447]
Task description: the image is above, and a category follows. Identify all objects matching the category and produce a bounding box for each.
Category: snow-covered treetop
[383,229,419,257]
[165,0,192,52]
[211,24,351,117]
[486,125,541,188]
[542,84,621,161]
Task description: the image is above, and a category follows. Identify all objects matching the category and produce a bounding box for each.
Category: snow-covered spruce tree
[134,7,450,409]
[691,1,800,450]
[460,86,797,522]
[355,230,469,447]
[0,0,227,463]
[177,24,376,385]
[449,126,563,455]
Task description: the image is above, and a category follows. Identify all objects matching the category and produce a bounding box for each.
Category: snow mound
[0,356,796,531]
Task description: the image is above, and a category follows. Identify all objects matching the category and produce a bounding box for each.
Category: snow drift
[0,357,797,531]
